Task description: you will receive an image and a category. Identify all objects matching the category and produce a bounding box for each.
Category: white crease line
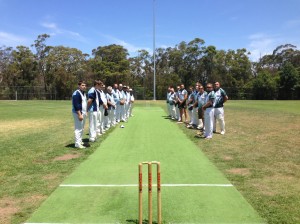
[59,184,233,187]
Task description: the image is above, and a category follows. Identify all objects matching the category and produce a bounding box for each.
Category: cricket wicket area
[139,161,161,224]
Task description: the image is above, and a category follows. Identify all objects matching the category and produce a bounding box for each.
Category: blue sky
[0,0,300,61]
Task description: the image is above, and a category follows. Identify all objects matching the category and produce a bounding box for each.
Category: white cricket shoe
[75,144,86,149]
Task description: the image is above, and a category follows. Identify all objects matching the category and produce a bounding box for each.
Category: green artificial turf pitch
[26,104,264,223]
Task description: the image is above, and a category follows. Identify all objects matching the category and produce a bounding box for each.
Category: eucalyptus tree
[258,44,300,74]
[246,70,278,99]
[46,46,88,99]
[184,38,206,86]
[129,50,151,97]
[201,45,217,84]
[31,34,51,93]
[168,41,187,85]
[0,46,14,86]
[155,47,180,99]
[221,48,252,98]
[214,49,232,84]
[91,44,130,85]
[279,62,300,99]
[273,44,298,67]
[254,44,300,99]
[12,46,37,86]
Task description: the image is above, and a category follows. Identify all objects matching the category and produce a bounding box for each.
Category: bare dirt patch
[227,168,251,176]
[0,197,19,224]
[53,153,81,161]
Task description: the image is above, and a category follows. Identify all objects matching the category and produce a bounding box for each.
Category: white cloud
[40,21,87,43]
[101,34,150,55]
[41,22,58,30]
[247,33,278,62]
[0,31,28,47]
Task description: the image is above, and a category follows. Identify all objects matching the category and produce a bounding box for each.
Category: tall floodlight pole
[153,0,156,100]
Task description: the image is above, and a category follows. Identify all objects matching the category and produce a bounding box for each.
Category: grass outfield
[0,100,299,223]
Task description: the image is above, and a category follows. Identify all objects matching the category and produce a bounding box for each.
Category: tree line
[0,34,299,100]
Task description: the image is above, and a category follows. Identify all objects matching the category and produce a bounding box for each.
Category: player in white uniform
[125,86,131,120]
[196,84,206,130]
[106,86,116,128]
[112,83,120,123]
[166,87,172,117]
[72,81,87,148]
[191,84,200,128]
[202,83,215,139]
[129,88,135,117]
[96,84,108,135]
[177,84,188,123]
[186,86,194,126]
[168,87,177,120]
[87,80,102,142]
[213,81,228,135]
[174,85,180,120]
[118,84,126,122]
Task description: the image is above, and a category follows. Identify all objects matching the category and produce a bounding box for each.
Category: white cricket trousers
[116,104,121,121]
[170,104,177,119]
[120,104,126,121]
[175,106,180,120]
[129,103,133,116]
[167,102,171,116]
[204,107,214,138]
[125,102,130,119]
[214,107,225,132]
[187,107,193,124]
[104,110,109,128]
[73,112,86,146]
[97,107,104,134]
[192,107,199,126]
[89,111,98,140]
[106,109,115,128]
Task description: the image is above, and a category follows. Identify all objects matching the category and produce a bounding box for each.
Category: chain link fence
[0,86,58,100]
[0,86,254,100]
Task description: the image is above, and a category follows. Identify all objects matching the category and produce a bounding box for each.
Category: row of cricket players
[166,82,228,140]
[72,80,134,148]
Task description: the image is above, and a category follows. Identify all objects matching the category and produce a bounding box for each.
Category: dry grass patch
[22,195,47,205]
[251,182,277,196]
[1,119,61,138]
